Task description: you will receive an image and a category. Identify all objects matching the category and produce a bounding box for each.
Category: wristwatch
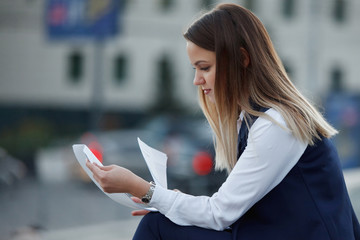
[141,181,156,204]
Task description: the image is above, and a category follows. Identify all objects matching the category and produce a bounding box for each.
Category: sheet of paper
[137,138,168,189]
[72,144,156,211]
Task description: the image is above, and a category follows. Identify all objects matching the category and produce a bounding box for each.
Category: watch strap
[141,181,156,204]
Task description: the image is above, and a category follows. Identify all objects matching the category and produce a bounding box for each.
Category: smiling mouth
[203,89,211,95]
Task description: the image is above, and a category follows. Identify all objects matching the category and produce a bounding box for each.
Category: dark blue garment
[133,109,360,239]
[133,212,232,240]
[232,110,360,240]
[237,106,269,159]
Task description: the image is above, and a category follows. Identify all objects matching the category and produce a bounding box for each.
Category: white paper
[72,142,164,211]
[137,138,168,189]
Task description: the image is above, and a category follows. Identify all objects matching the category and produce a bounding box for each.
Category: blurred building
[0,0,360,170]
[1,0,359,120]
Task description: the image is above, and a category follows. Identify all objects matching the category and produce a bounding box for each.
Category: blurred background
[0,0,359,239]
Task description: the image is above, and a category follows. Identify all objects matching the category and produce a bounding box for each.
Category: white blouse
[149,108,307,231]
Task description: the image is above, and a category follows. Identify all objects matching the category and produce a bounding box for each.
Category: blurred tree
[0,117,54,175]
[0,107,91,176]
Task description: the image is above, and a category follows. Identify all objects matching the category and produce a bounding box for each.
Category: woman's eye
[200,66,210,71]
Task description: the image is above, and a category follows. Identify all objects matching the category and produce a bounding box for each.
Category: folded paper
[72,138,168,210]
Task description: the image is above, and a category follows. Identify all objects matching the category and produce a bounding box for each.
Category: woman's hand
[85,160,147,195]
[131,197,151,216]
[130,189,182,217]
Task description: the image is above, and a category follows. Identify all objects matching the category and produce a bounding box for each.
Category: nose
[193,71,205,86]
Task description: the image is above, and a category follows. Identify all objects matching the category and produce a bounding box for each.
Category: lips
[203,89,211,95]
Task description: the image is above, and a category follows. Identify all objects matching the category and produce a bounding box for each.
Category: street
[0,177,140,240]
[1,168,360,240]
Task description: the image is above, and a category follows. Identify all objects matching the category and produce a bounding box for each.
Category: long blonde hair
[184,3,337,173]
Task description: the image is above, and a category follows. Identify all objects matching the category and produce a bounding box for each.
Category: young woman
[86,3,360,239]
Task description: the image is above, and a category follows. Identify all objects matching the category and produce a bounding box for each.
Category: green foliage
[0,117,54,160]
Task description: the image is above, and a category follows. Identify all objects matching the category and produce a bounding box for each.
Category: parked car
[79,114,227,195]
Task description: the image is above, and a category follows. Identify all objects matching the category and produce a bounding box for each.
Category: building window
[160,0,174,12]
[283,0,296,19]
[243,0,256,12]
[153,54,176,112]
[114,54,128,84]
[330,67,344,92]
[68,51,83,83]
[333,0,347,23]
[200,0,215,10]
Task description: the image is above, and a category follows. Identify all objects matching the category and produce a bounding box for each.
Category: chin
[207,96,215,103]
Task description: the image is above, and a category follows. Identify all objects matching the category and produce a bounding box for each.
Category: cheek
[208,72,216,88]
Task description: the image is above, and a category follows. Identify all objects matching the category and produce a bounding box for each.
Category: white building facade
[0,0,359,113]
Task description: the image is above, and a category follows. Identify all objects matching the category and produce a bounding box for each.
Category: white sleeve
[149,109,307,231]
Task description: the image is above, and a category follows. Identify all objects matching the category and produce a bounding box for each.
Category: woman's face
[186,41,216,103]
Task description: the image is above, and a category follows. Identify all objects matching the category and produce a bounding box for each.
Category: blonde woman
[86,3,360,239]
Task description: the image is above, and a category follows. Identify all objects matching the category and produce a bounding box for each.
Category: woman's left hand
[130,189,182,216]
[131,197,151,216]
[85,160,136,194]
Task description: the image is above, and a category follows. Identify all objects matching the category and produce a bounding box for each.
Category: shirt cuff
[149,184,178,214]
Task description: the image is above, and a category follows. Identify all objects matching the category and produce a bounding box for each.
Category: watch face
[141,197,150,204]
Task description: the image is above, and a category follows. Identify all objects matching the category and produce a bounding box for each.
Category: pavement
[42,218,141,240]
[8,218,141,240]
[1,168,360,240]
[0,177,143,240]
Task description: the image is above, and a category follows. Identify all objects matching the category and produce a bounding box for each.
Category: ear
[240,48,250,68]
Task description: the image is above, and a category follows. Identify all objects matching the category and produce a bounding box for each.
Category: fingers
[85,159,97,172]
[85,159,104,183]
[86,159,110,173]
[130,197,150,216]
[131,196,142,204]
[98,165,115,171]
[131,210,150,216]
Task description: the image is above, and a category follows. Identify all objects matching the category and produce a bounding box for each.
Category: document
[137,138,167,189]
[72,138,168,210]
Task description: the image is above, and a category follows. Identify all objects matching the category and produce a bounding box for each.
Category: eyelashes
[192,66,211,72]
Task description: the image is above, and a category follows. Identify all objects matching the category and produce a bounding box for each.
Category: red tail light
[192,151,213,176]
[81,132,103,163]
[89,144,103,163]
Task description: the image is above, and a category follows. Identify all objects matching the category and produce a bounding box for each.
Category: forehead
[186,41,215,65]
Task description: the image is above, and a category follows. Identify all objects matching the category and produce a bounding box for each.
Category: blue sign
[325,92,360,169]
[46,0,121,40]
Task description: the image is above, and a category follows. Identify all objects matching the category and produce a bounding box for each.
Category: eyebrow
[193,60,208,66]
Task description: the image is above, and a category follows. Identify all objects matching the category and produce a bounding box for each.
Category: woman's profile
[86,3,360,239]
